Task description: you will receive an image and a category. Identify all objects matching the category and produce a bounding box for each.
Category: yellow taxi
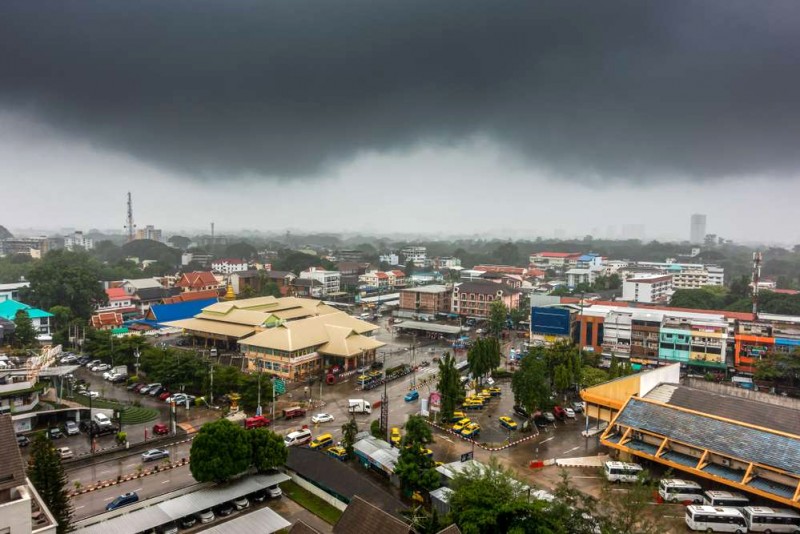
[452,418,471,432]
[309,433,334,450]
[488,387,502,396]
[463,399,484,410]
[478,389,492,399]
[460,422,481,438]
[326,446,348,461]
[390,427,401,446]
[449,411,466,422]
[499,416,518,431]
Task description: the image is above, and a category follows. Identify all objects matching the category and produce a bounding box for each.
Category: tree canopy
[250,428,288,472]
[436,352,463,422]
[487,300,507,339]
[467,337,501,384]
[23,250,106,319]
[394,416,439,497]
[13,309,37,347]
[190,419,253,483]
[28,434,73,534]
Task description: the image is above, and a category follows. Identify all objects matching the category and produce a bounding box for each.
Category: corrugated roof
[73,473,290,534]
[615,398,800,475]
[194,506,289,534]
[0,414,26,498]
[149,299,218,324]
[0,299,53,320]
[333,496,409,534]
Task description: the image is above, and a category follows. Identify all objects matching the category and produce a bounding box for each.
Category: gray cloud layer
[1,1,799,181]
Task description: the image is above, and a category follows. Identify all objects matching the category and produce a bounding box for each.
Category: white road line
[563,446,580,454]
[103,496,114,501]
[540,436,555,444]
[161,480,170,484]
[74,505,85,510]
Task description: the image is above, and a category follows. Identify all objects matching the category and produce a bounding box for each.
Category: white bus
[603,461,643,483]
[742,506,800,533]
[685,505,747,533]
[704,491,750,509]
[658,478,704,504]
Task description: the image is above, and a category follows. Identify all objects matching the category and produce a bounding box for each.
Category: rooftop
[333,496,409,534]
[0,299,53,320]
[455,280,521,295]
[400,285,451,294]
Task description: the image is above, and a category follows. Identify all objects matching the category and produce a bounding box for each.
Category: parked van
[284,429,312,447]
[603,461,643,483]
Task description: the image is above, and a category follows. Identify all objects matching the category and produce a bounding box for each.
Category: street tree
[394,416,438,497]
[467,337,501,384]
[13,309,37,347]
[341,417,359,459]
[436,352,462,422]
[28,434,72,534]
[23,250,107,319]
[597,471,673,533]
[511,354,551,414]
[487,299,507,339]
[250,428,288,472]
[190,419,252,483]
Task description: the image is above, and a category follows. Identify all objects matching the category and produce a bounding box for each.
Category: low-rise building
[135,225,162,242]
[0,300,52,340]
[63,231,94,251]
[401,246,428,268]
[299,267,341,296]
[211,258,249,275]
[452,281,520,319]
[621,274,673,303]
[0,282,29,303]
[399,285,452,318]
[176,271,223,293]
[529,251,581,271]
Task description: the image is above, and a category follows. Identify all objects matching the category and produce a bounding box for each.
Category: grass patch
[280,480,343,525]
[70,395,158,424]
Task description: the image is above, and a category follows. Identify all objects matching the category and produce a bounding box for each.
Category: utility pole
[256,362,262,416]
[209,364,214,406]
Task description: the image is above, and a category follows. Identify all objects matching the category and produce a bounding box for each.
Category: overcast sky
[1,1,799,244]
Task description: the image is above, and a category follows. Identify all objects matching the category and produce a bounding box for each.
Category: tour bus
[603,461,643,483]
[742,506,800,533]
[685,505,748,533]
[703,491,750,509]
[658,478,704,504]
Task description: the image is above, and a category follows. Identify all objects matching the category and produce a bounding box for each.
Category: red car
[152,423,169,435]
[553,405,567,420]
[132,383,145,393]
[158,391,171,401]
[245,415,271,429]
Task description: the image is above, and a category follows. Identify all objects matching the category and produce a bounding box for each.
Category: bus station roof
[393,320,462,335]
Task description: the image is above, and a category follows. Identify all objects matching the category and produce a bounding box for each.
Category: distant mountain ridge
[0,225,13,240]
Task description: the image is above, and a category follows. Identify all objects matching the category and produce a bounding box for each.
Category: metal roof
[393,320,462,334]
[196,506,290,534]
[616,398,800,475]
[72,473,290,534]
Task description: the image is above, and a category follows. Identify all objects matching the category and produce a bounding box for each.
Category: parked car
[564,407,576,419]
[127,382,142,391]
[152,423,169,435]
[499,416,518,431]
[390,427,401,446]
[179,516,197,529]
[404,390,419,402]
[141,448,170,462]
[91,363,111,372]
[56,447,74,459]
[452,418,471,432]
[158,391,172,401]
[282,407,306,419]
[553,406,567,420]
[309,433,334,450]
[132,383,146,392]
[460,422,481,438]
[571,401,584,413]
[371,361,383,370]
[77,356,91,365]
[326,446,348,461]
[150,386,166,397]
[232,497,249,510]
[513,405,530,419]
[106,492,139,511]
[311,413,334,424]
[250,490,267,503]
[82,390,99,398]
[214,502,234,517]
[64,421,80,436]
[196,510,215,524]
[266,484,282,498]
[49,427,64,439]
[85,359,101,368]
[16,434,30,447]
[543,412,556,423]
[60,354,78,364]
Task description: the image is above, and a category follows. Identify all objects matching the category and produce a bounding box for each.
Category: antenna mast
[752,251,762,320]
[125,192,136,242]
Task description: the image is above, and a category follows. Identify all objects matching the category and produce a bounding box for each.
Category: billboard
[531,307,572,336]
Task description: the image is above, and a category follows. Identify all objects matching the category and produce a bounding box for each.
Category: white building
[622,274,673,304]
[402,246,427,267]
[0,282,29,303]
[211,258,249,275]
[565,267,604,288]
[379,253,400,266]
[299,267,341,296]
[63,231,94,251]
[690,213,707,244]
[630,261,724,288]
[434,256,462,269]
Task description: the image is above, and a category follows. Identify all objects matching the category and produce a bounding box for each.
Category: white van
[686,505,747,533]
[284,429,312,447]
[603,461,643,483]
[659,479,703,503]
[742,506,800,532]
[703,491,750,509]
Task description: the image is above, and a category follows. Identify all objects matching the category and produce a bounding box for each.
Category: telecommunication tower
[125,192,136,242]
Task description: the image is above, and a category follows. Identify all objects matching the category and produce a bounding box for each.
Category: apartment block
[621,274,673,303]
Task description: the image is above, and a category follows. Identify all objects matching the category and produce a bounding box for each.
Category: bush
[491,369,513,379]
[370,420,383,439]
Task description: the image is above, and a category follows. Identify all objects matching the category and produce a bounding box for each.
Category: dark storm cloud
[1,0,799,181]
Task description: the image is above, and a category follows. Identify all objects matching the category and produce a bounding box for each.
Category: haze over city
[1,0,799,242]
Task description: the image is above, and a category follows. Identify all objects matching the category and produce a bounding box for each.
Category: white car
[564,408,576,419]
[91,363,111,372]
[311,413,334,424]
[82,391,99,398]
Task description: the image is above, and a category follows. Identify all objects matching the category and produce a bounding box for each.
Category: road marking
[161,480,170,484]
[563,446,580,454]
[540,437,555,444]
[74,505,85,510]
[572,476,600,479]
[103,496,114,501]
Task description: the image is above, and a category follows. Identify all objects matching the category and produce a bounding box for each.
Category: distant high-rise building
[690,214,707,244]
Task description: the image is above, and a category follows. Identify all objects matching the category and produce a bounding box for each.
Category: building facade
[690,213,707,244]
[621,274,673,303]
[299,268,341,296]
[399,285,452,317]
[451,281,520,318]
[211,258,249,275]
[63,231,94,251]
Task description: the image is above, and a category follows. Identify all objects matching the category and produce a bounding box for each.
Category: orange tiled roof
[91,311,123,328]
[162,288,222,304]
[106,287,128,300]
[177,271,219,289]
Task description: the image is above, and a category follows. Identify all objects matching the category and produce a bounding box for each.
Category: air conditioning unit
[721,458,731,467]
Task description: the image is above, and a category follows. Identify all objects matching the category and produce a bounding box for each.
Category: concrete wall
[288,472,348,511]
[639,363,681,397]
[684,377,800,410]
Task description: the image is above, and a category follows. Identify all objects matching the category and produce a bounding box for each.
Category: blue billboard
[530,307,572,336]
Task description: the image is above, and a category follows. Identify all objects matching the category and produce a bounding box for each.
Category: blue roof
[149,298,218,324]
[616,398,800,475]
[578,254,597,261]
[0,299,53,320]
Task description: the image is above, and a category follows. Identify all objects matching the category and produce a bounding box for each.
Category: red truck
[245,415,272,429]
[282,407,306,420]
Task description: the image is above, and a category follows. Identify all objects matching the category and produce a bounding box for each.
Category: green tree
[598,471,668,534]
[225,242,257,259]
[23,250,106,319]
[250,428,288,473]
[436,352,463,422]
[487,300,507,339]
[370,419,383,439]
[511,354,551,413]
[49,305,74,347]
[580,365,609,388]
[394,416,438,497]
[467,337,501,385]
[190,419,252,483]
[167,235,191,250]
[13,309,37,347]
[28,434,73,534]
[341,417,358,459]
[669,288,725,310]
